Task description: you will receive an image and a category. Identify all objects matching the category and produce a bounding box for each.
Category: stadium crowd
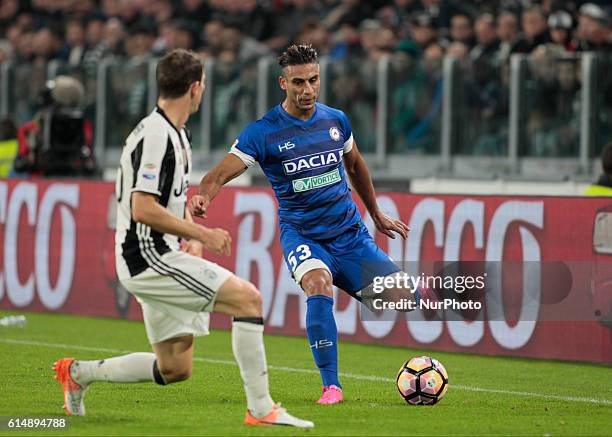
[0,0,611,168]
[0,0,610,68]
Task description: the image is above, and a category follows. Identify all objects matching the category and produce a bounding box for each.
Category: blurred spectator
[219,25,270,63]
[360,19,396,61]
[64,19,87,67]
[104,17,127,57]
[295,21,331,56]
[72,0,97,20]
[576,3,612,52]
[154,19,199,54]
[420,0,461,30]
[408,13,440,56]
[0,118,18,177]
[464,12,509,156]
[328,23,362,59]
[584,143,612,196]
[424,41,445,64]
[14,30,35,62]
[116,22,156,126]
[470,13,500,63]
[548,10,577,52]
[447,41,470,59]
[149,0,175,27]
[391,40,444,152]
[388,0,423,31]
[176,0,212,24]
[268,0,324,51]
[375,5,401,32]
[125,21,155,61]
[522,5,551,52]
[527,45,580,156]
[102,0,122,20]
[32,26,65,64]
[116,0,142,28]
[86,16,106,49]
[221,0,274,42]
[321,0,373,31]
[448,12,476,49]
[0,0,19,38]
[201,19,225,56]
[6,23,23,53]
[496,10,529,63]
[81,16,107,76]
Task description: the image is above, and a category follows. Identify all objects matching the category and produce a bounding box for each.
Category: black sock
[153,360,166,386]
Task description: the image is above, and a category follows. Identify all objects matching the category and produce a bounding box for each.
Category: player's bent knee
[301,269,333,296]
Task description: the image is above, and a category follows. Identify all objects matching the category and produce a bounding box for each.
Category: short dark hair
[278,44,318,69]
[156,49,203,99]
[602,143,612,175]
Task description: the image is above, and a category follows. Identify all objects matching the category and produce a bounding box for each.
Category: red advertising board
[0,179,610,363]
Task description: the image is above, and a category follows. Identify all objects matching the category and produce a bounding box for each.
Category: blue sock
[306,295,341,388]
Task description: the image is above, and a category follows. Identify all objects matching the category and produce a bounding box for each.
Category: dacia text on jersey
[282,149,343,175]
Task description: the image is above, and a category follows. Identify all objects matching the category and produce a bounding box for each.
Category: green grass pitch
[0,311,610,436]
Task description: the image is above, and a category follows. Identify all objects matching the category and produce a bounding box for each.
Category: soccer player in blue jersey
[189,44,418,405]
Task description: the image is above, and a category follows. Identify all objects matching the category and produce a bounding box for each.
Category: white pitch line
[2,338,612,406]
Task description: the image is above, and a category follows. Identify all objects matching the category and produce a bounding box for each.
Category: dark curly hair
[278,44,318,69]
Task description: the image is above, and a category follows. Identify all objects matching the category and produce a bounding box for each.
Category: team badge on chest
[329,127,341,141]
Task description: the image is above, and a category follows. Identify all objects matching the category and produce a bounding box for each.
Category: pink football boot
[316,385,343,404]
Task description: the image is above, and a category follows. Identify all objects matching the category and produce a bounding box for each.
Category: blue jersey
[231,103,361,239]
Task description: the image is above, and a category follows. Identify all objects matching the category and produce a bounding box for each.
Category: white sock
[232,321,275,418]
[70,353,156,385]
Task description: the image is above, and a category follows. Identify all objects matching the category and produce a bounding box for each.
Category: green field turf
[0,310,610,436]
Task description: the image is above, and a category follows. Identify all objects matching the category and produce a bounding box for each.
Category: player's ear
[278,75,287,91]
[190,81,199,97]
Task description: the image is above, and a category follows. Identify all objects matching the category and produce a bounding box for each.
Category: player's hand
[189,194,210,218]
[200,227,232,256]
[372,210,409,239]
[182,239,204,258]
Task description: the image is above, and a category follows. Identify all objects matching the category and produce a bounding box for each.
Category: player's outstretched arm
[343,140,409,239]
[133,192,231,255]
[190,154,247,218]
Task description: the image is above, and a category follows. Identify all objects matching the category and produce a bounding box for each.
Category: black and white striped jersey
[115,106,192,280]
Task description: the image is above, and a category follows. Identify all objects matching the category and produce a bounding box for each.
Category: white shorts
[120,250,233,345]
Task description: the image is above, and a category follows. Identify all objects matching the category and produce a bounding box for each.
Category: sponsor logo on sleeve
[142,173,156,180]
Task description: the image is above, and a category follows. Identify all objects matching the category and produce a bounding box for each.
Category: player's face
[280,63,320,112]
[189,70,206,113]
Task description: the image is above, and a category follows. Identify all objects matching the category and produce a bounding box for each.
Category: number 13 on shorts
[287,244,312,272]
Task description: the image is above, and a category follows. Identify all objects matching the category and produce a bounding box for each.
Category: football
[396,356,449,405]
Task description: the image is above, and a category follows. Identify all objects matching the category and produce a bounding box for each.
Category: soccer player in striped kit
[53,48,313,428]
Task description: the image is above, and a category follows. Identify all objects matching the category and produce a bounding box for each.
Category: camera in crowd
[14,75,97,177]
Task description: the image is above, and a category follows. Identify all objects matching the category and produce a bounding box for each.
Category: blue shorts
[279,220,400,296]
